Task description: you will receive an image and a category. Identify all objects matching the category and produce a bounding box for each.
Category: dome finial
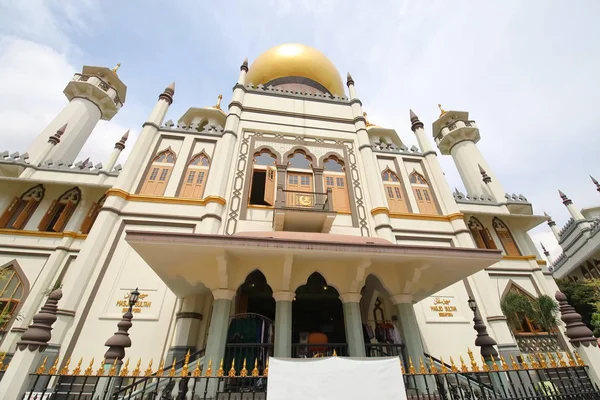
[346,72,354,87]
[112,63,121,74]
[214,94,223,110]
[438,104,447,116]
[363,111,374,127]
[241,58,249,72]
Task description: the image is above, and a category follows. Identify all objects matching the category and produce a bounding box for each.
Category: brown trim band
[176,312,203,320]
[371,208,464,222]
[57,309,76,317]
[374,224,393,231]
[142,122,160,130]
[10,327,26,333]
[105,189,226,207]
[0,229,87,240]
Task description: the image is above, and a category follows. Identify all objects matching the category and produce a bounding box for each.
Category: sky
[0,0,599,259]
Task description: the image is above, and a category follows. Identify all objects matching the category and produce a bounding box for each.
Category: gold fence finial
[95,359,105,376]
[429,356,438,374]
[182,350,190,377]
[108,358,118,376]
[459,355,469,373]
[547,352,558,368]
[333,349,337,357]
[509,355,520,370]
[132,358,142,377]
[217,359,224,377]
[449,356,458,373]
[419,357,428,374]
[490,355,499,372]
[574,351,585,367]
[205,359,213,377]
[0,353,5,370]
[537,353,547,368]
[228,359,236,377]
[480,355,490,372]
[168,358,177,377]
[72,358,83,375]
[556,352,567,368]
[264,358,269,377]
[240,358,248,377]
[192,360,202,377]
[400,360,406,375]
[144,359,154,377]
[49,357,60,375]
[500,355,509,371]
[120,358,130,376]
[467,348,479,372]
[60,357,71,375]
[36,357,48,374]
[251,359,259,377]
[157,358,165,377]
[520,355,529,370]
[439,357,448,374]
[408,357,416,374]
[528,354,539,369]
[566,352,577,367]
[84,358,95,376]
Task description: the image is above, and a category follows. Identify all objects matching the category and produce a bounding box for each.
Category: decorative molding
[536,260,547,266]
[370,208,464,222]
[0,229,87,240]
[56,309,76,317]
[486,316,507,322]
[105,189,226,207]
[502,255,536,261]
[176,312,203,320]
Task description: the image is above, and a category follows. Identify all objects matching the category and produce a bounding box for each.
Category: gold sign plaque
[429,297,458,318]
[296,194,313,207]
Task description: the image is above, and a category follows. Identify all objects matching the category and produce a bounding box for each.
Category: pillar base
[166,345,197,366]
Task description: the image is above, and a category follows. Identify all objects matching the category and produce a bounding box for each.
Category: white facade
[0,44,575,374]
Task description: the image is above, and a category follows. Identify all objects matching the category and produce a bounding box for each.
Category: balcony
[273,186,337,233]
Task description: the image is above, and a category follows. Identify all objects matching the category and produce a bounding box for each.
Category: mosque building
[0,43,577,378]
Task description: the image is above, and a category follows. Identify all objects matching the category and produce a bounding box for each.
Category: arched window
[381,168,408,213]
[80,194,106,234]
[323,156,350,213]
[38,187,81,232]
[0,185,45,230]
[467,217,497,250]
[493,218,521,256]
[249,150,277,206]
[180,153,210,199]
[409,171,438,215]
[140,148,176,196]
[502,285,546,334]
[286,151,314,208]
[0,266,25,332]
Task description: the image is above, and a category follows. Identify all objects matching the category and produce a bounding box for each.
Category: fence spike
[72,358,83,375]
[49,357,60,375]
[439,356,448,374]
[144,359,154,377]
[132,358,142,377]
[467,348,479,372]
[547,352,557,368]
[240,358,248,377]
[157,358,165,376]
[95,359,105,376]
[205,359,212,377]
[0,353,5,371]
[528,354,539,369]
[556,352,567,368]
[120,358,130,376]
[168,358,177,377]
[459,356,469,373]
[36,357,48,374]
[537,353,547,368]
[181,350,191,377]
[192,359,202,377]
[419,357,428,374]
[449,356,458,373]
[84,358,95,376]
[401,361,406,375]
[251,359,259,377]
[480,355,490,372]
[408,357,416,374]
[217,358,224,377]
[263,358,269,377]
[429,356,438,374]
[490,355,499,371]
[60,357,71,375]
[566,353,577,367]
[333,349,337,357]
[509,355,520,370]
[574,351,585,367]
[520,355,529,370]
[228,358,236,377]
[108,358,119,376]
[500,355,509,371]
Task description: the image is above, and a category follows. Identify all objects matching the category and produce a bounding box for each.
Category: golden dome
[246,43,345,96]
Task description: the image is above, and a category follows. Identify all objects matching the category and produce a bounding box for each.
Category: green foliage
[591,313,600,337]
[500,291,559,333]
[531,295,560,332]
[556,278,600,329]
[500,291,535,330]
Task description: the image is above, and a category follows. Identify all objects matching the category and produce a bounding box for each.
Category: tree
[556,278,600,330]
[500,291,559,333]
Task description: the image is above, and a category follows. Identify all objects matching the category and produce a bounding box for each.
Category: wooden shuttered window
[324,174,350,213]
[409,172,439,215]
[381,169,408,213]
[0,197,21,228]
[468,217,498,250]
[12,199,38,229]
[80,202,99,234]
[38,200,59,231]
[264,166,276,206]
[140,149,177,196]
[493,218,521,256]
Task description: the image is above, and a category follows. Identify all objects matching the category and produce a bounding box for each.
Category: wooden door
[287,173,312,207]
[413,187,436,215]
[325,174,350,212]
[181,168,207,199]
[264,166,276,206]
[497,230,520,256]
[154,166,173,195]
[141,167,160,195]
[384,184,408,213]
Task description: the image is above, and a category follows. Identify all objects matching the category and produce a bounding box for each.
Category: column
[340,294,366,357]
[273,291,294,357]
[167,295,204,364]
[203,289,234,374]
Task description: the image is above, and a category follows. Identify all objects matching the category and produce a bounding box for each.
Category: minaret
[478,164,495,200]
[27,64,127,165]
[104,130,129,173]
[541,242,554,265]
[432,105,504,200]
[545,212,561,240]
[559,190,586,221]
[591,175,600,192]
[20,124,67,179]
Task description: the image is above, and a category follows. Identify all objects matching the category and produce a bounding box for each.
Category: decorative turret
[27,64,127,165]
[545,212,561,240]
[347,72,357,99]
[104,130,129,173]
[432,106,505,200]
[591,175,600,192]
[541,242,554,265]
[178,94,227,130]
[558,190,586,221]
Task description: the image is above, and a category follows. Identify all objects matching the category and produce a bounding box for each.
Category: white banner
[266,357,406,400]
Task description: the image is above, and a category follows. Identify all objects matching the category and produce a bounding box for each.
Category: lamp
[468,296,477,312]
[129,288,140,309]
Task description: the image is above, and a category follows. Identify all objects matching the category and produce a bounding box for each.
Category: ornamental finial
[438,104,447,116]
[112,63,121,74]
[214,94,223,110]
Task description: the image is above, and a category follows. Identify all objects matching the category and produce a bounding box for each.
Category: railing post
[326,188,333,211]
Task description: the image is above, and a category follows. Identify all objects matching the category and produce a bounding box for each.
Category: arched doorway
[292,272,347,357]
[226,270,275,373]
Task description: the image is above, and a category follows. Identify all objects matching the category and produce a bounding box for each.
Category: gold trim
[536,260,547,266]
[502,255,537,261]
[105,189,226,207]
[370,207,464,222]
[247,204,274,210]
[0,228,87,240]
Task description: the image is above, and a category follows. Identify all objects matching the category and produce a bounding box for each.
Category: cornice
[0,229,87,240]
[370,207,464,222]
[105,188,226,207]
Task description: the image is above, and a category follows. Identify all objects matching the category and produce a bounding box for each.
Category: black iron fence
[23,350,600,400]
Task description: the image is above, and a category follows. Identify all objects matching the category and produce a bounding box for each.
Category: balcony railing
[273,187,336,232]
[275,186,333,211]
[515,333,565,353]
